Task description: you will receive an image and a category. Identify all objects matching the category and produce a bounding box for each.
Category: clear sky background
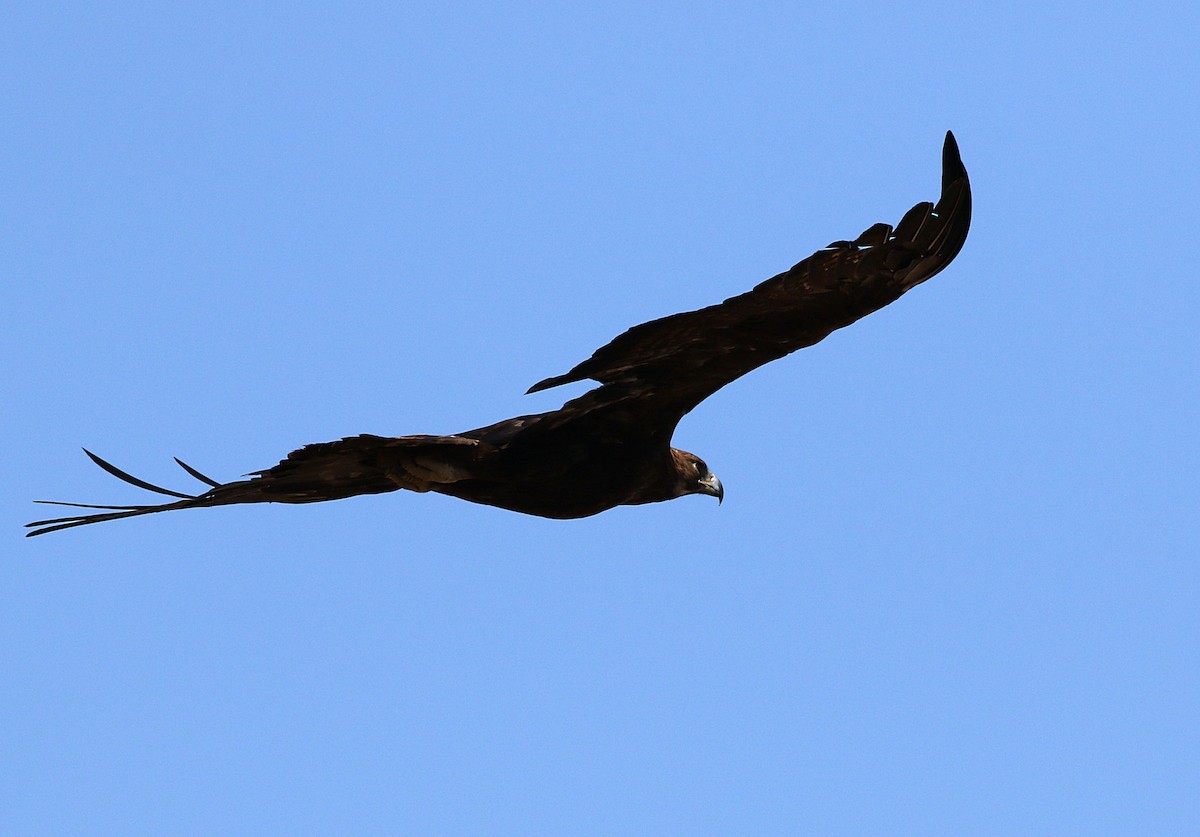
[4,2,1198,834]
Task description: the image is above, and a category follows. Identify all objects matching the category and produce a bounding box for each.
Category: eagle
[27,132,971,537]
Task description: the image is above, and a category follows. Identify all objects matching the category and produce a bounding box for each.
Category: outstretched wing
[25,435,492,536]
[528,132,971,430]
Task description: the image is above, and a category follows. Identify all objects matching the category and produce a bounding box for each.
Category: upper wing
[527,132,971,432]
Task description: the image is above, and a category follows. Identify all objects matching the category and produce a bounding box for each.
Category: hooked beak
[698,472,724,505]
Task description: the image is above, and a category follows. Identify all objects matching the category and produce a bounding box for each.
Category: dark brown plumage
[27,132,971,537]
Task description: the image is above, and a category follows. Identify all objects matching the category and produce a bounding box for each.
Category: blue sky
[4,2,1198,833]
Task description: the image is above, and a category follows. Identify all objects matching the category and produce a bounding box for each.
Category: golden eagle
[27,133,971,537]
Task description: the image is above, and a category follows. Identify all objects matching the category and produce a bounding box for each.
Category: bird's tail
[26,434,486,537]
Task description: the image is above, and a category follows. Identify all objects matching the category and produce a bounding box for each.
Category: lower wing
[26,434,490,537]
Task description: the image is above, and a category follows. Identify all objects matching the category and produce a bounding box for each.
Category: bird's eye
[695,460,707,476]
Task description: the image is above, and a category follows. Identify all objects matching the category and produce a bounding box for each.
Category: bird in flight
[28,132,971,537]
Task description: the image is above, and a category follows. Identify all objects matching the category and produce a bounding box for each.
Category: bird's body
[445,418,687,518]
[28,133,971,537]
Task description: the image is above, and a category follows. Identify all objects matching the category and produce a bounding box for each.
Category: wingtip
[78,449,198,500]
[942,130,967,189]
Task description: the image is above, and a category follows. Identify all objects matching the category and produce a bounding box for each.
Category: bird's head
[672,449,723,505]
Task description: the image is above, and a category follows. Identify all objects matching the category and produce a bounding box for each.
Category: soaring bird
[27,132,971,537]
